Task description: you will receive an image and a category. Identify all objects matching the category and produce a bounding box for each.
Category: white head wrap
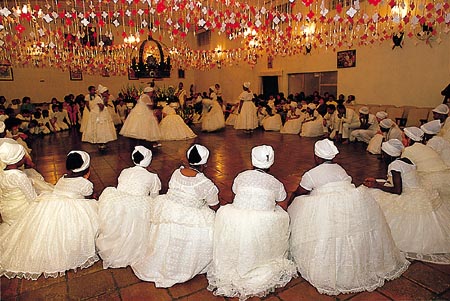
[376,111,388,119]
[67,150,90,173]
[97,84,108,94]
[187,144,210,166]
[359,106,369,115]
[381,139,404,157]
[404,127,424,142]
[251,145,275,169]
[132,146,152,168]
[209,86,216,92]
[243,82,251,89]
[0,141,26,167]
[143,87,154,93]
[380,118,394,129]
[307,103,317,110]
[314,139,339,160]
[432,104,449,115]
[290,102,297,108]
[0,121,5,134]
[420,120,441,135]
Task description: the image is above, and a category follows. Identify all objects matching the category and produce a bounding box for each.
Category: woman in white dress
[280,103,303,134]
[208,145,297,300]
[120,87,161,144]
[159,103,197,140]
[0,151,99,280]
[97,146,161,268]
[82,85,117,150]
[300,103,324,137]
[132,144,220,287]
[362,139,450,264]
[261,108,282,131]
[234,82,258,131]
[202,87,225,132]
[288,139,409,295]
[0,142,36,234]
[423,120,450,167]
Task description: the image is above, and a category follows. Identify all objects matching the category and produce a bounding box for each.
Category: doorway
[262,76,279,99]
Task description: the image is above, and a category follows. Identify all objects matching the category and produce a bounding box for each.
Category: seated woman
[97,146,161,269]
[159,103,197,140]
[281,102,304,134]
[423,120,450,167]
[300,103,324,137]
[367,118,403,155]
[132,144,219,287]
[0,151,99,280]
[207,145,297,300]
[0,142,36,234]
[202,87,225,132]
[288,139,409,295]
[261,107,282,131]
[362,139,450,264]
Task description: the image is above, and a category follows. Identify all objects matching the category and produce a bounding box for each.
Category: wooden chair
[386,106,405,126]
[405,107,430,127]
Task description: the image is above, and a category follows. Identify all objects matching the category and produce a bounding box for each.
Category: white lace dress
[262,114,282,131]
[234,91,258,130]
[300,112,324,137]
[202,99,225,132]
[207,170,297,300]
[131,168,219,287]
[97,166,161,268]
[120,94,161,142]
[280,110,304,134]
[362,159,450,264]
[159,106,197,140]
[0,169,36,234]
[288,163,409,295]
[82,96,117,144]
[0,176,99,280]
[427,136,450,167]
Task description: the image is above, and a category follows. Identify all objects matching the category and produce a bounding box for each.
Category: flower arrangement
[119,84,144,103]
[176,105,195,125]
[155,85,178,104]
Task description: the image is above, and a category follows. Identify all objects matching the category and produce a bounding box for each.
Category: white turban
[381,139,404,157]
[420,120,441,135]
[307,103,317,110]
[432,104,449,115]
[68,150,90,173]
[0,141,26,167]
[143,87,154,93]
[97,84,108,94]
[359,106,369,115]
[132,145,152,168]
[376,111,388,119]
[404,127,424,142]
[251,145,274,169]
[380,118,394,129]
[243,82,251,89]
[209,86,216,91]
[290,101,297,108]
[0,121,5,133]
[187,144,210,166]
[314,139,339,160]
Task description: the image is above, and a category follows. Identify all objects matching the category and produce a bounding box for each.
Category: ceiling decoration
[0,0,448,75]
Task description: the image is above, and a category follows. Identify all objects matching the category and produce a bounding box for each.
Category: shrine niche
[130,36,171,79]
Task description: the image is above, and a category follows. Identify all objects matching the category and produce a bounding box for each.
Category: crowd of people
[0,83,449,299]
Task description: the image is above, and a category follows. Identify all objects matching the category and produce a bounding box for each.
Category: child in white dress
[0,151,99,280]
[132,144,219,287]
[97,146,161,268]
[159,103,197,140]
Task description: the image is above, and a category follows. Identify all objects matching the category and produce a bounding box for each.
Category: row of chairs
[347,104,433,127]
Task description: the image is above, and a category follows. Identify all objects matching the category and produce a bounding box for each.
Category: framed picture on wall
[178,69,185,79]
[337,50,356,68]
[69,68,83,81]
[128,67,138,80]
[0,64,14,81]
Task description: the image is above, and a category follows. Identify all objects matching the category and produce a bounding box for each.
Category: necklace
[254,168,267,173]
[189,166,202,173]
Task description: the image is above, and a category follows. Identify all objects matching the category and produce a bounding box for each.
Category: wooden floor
[1,125,450,301]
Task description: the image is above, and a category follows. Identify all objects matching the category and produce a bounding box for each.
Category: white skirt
[82,110,117,144]
[367,134,383,154]
[202,105,225,132]
[207,204,297,300]
[160,114,197,141]
[234,102,258,130]
[288,181,409,295]
[280,118,302,134]
[300,119,324,137]
[120,104,161,142]
[0,193,99,280]
[96,187,153,269]
[363,185,450,264]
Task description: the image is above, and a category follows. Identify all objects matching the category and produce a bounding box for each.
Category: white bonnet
[243,82,251,89]
[0,141,26,167]
[359,106,369,115]
[420,120,441,135]
[381,139,404,157]
[67,150,91,173]
[143,87,154,93]
[187,144,210,166]
[404,127,424,142]
[132,145,153,168]
[251,145,275,169]
[307,103,317,110]
[380,118,394,129]
[376,111,388,119]
[432,104,449,115]
[314,139,339,160]
[97,84,108,94]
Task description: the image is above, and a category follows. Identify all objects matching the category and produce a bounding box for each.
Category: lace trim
[299,259,410,296]
[406,252,450,264]
[0,255,99,281]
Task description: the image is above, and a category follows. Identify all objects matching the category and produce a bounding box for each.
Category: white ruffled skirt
[288,181,410,295]
[120,104,161,142]
[160,114,197,141]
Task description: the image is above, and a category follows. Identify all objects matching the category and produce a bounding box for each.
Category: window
[288,71,337,97]
[196,30,211,47]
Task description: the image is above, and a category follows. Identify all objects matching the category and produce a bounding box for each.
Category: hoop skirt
[202,100,225,132]
[300,116,324,137]
[280,117,302,134]
[288,181,410,295]
[120,100,161,142]
[262,114,282,131]
[160,106,197,140]
[234,101,258,130]
[0,177,99,280]
[82,108,117,144]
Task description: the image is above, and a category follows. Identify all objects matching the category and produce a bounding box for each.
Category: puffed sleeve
[79,178,94,197]
[197,176,219,206]
[11,171,37,202]
[275,181,287,202]
[299,171,314,191]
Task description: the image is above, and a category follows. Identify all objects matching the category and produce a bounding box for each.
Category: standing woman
[288,139,409,295]
[82,85,117,151]
[120,87,161,147]
[202,86,225,132]
[132,144,220,287]
[208,145,297,300]
[234,82,258,132]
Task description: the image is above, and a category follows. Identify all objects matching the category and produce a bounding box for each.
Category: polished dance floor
[1,125,450,300]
